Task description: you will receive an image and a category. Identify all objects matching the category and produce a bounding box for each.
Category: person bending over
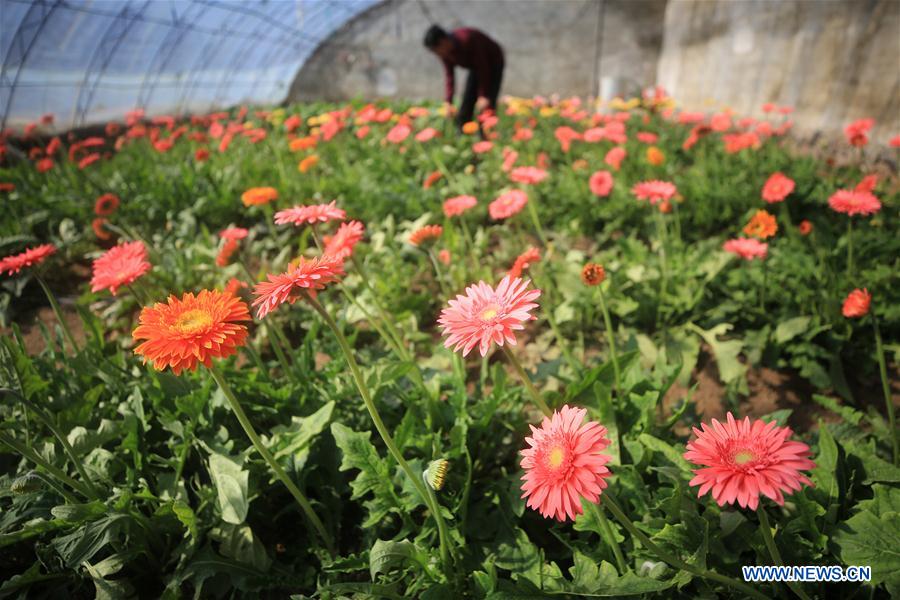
[423,24,504,130]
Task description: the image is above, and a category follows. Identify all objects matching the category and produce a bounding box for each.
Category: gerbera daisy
[219,227,249,241]
[438,275,540,357]
[844,118,874,147]
[723,237,768,260]
[761,172,795,203]
[489,189,528,220]
[274,201,346,226]
[241,187,278,207]
[743,209,778,239]
[520,405,612,521]
[472,141,493,154]
[855,174,878,194]
[589,171,613,197]
[443,195,478,218]
[581,263,605,286]
[323,220,365,260]
[604,146,626,171]
[251,256,344,319]
[92,218,112,241]
[632,180,677,205]
[90,241,151,295]
[0,244,56,276]
[298,154,319,173]
[216,239,239,267]
[132,289,250,375]
[508,247,540,279]
[509,166,548,185]
[828,189,881,216]
[646,146,665,166]
[94,193,120,216]
[842,288,871,318]
[386,123,411,144]
[423,170,443,189]
[438,249,451,265]
[798,220,813,236]
[415,127,438,142]
[684,412,815,510]
[409,224,443,246]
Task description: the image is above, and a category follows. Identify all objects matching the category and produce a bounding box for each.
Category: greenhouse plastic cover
[0,0,378,131]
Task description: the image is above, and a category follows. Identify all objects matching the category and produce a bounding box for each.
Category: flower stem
[596,286,621,393]
[588,501,626,573]
[501,345,552,416]
[603,494,769,600]
[207,363,335,557]
[304,293,453,577]
[0,431,95,499]
[873,313,899,465]
[426,247,450,297]
[526,195,548,246]
[35,274,79,355]
[757,506,813,600]
[846,219,854,279]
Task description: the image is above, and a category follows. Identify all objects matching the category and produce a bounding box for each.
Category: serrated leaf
[330,422,399,527]
[833,485,900,589]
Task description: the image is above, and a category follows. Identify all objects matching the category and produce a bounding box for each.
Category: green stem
[596,287,621,393]
[588,501,627,574]
[873,313,899,465]
[502,345,552,416]
[525,194,548,246]
[846,219,853,279]
[35,274,79,355]
[0,431,95,499]
[760,258,768,312]
[757,506,813,600]
[207,363,335,556]
[426,247,450,297]
[349,254,409,357]
[304,293,453,577]
[603,494,769,600]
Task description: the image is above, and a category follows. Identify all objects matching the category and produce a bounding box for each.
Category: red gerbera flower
[274,201,346,226]
[0,244,56,275]
[684,412,815,510]
[94,193,120,216]
[251,256,344,319]
[844,118,874,147]
[842,288,871,318]
[761,172,794,203]
[90,241,151,296]
[828,189,881,216]
[508,247,540,279]
[220,227,249,241]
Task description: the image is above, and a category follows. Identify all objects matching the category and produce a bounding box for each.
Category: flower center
[548,446,565,469]
[733,449,755,465]
[174,309,213,334]
[480,303,501,321]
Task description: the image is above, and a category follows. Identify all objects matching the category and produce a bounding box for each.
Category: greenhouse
[0,0,898,597]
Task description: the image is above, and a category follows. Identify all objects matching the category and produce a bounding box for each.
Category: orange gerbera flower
[132,289,250,375]
[842,288,871,318]
[241,187,278,207]
[409,225,443,246]
[252,256,344,318]
[743,209,778,239]
[646,146,665,165]
[508,247,540,279]
[581,263,605,286]
[423,170,443,189]
[289,136,318,152]
[461,121,480,135]
[298,154,319,173]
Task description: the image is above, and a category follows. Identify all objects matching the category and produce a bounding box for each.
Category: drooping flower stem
[35,274,79,355]
[501,345,552,417]
[595,286,621,393]
[207,363,335,557]
[304,292,453,576]
[587,501,626,574]
[757,506,813,600]
[603,493,769,600]
[873,312,899,465]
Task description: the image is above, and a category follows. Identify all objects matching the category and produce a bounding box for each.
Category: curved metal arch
[73,0,154,126]
[0,0,61,130]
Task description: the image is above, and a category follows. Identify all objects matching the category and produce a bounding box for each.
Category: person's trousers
[457,61,504,129]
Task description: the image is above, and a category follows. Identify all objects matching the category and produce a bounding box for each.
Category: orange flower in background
[828,189,881,216]
[423,170,443,189]
[90,241,151,296]
[241,186,278,207]
[604,146,626,171]
[224,277,248,296]
[589,170,614,197]
[646,146,665,165]
[289,135,318,152]
[762,172,795,203]
[842,288,871,318]
[133,289,250,375]
[520,405,612,521]
[637,131,658,144]
[743,209,778,239]
[443,195,478,217]
[554,126,581,153]
[251,256,345,319]
[298,154,319,173]
[581,263,606,286]
[0,244,56,275]
[92,218,112,241]
[508,247,540,279]
[275,201,346,226]
[409,224,443,246]
[798,220,813,236]
[94,193,120,216]
[723,132,760,153]
[323,220,365,260]
[461,121,479,135]
[489,189,528,220]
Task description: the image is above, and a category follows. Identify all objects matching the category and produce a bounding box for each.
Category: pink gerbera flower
[415,127,438,142]
[443,195,478,218]
[604,146,626,170]
[0,244,56,276]
[761,172,795,203]
[438,275,540,357]
[520,405,612,521]
[323,220,365,260]
[723,237,768,260]
[489,189,528,220]
[386,123,411,144]
[589,170,614,197]
[251,256,344,318]
[827,189,881,216]
[632,180,677,205]
[509,166,548,185]
[90,241,151,296]
[274,201,346,226]
[219,227,249,241]
[508,246,540,279]
[684,412,815,510]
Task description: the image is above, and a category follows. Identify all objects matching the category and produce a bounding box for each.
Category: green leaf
[833,485,900,590]
[369,539,425,580]
[638,433,691,471]
[688,323,747,388]
[210,523,272,572]
[775,316,811,344]
[331,422,399,527]
[567,552,675,595]
[270,400,335,467]
[207,452,249,525]
[50,501,107,522]
[50,514,131,568]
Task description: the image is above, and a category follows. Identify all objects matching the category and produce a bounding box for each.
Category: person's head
[424,25,453,59]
